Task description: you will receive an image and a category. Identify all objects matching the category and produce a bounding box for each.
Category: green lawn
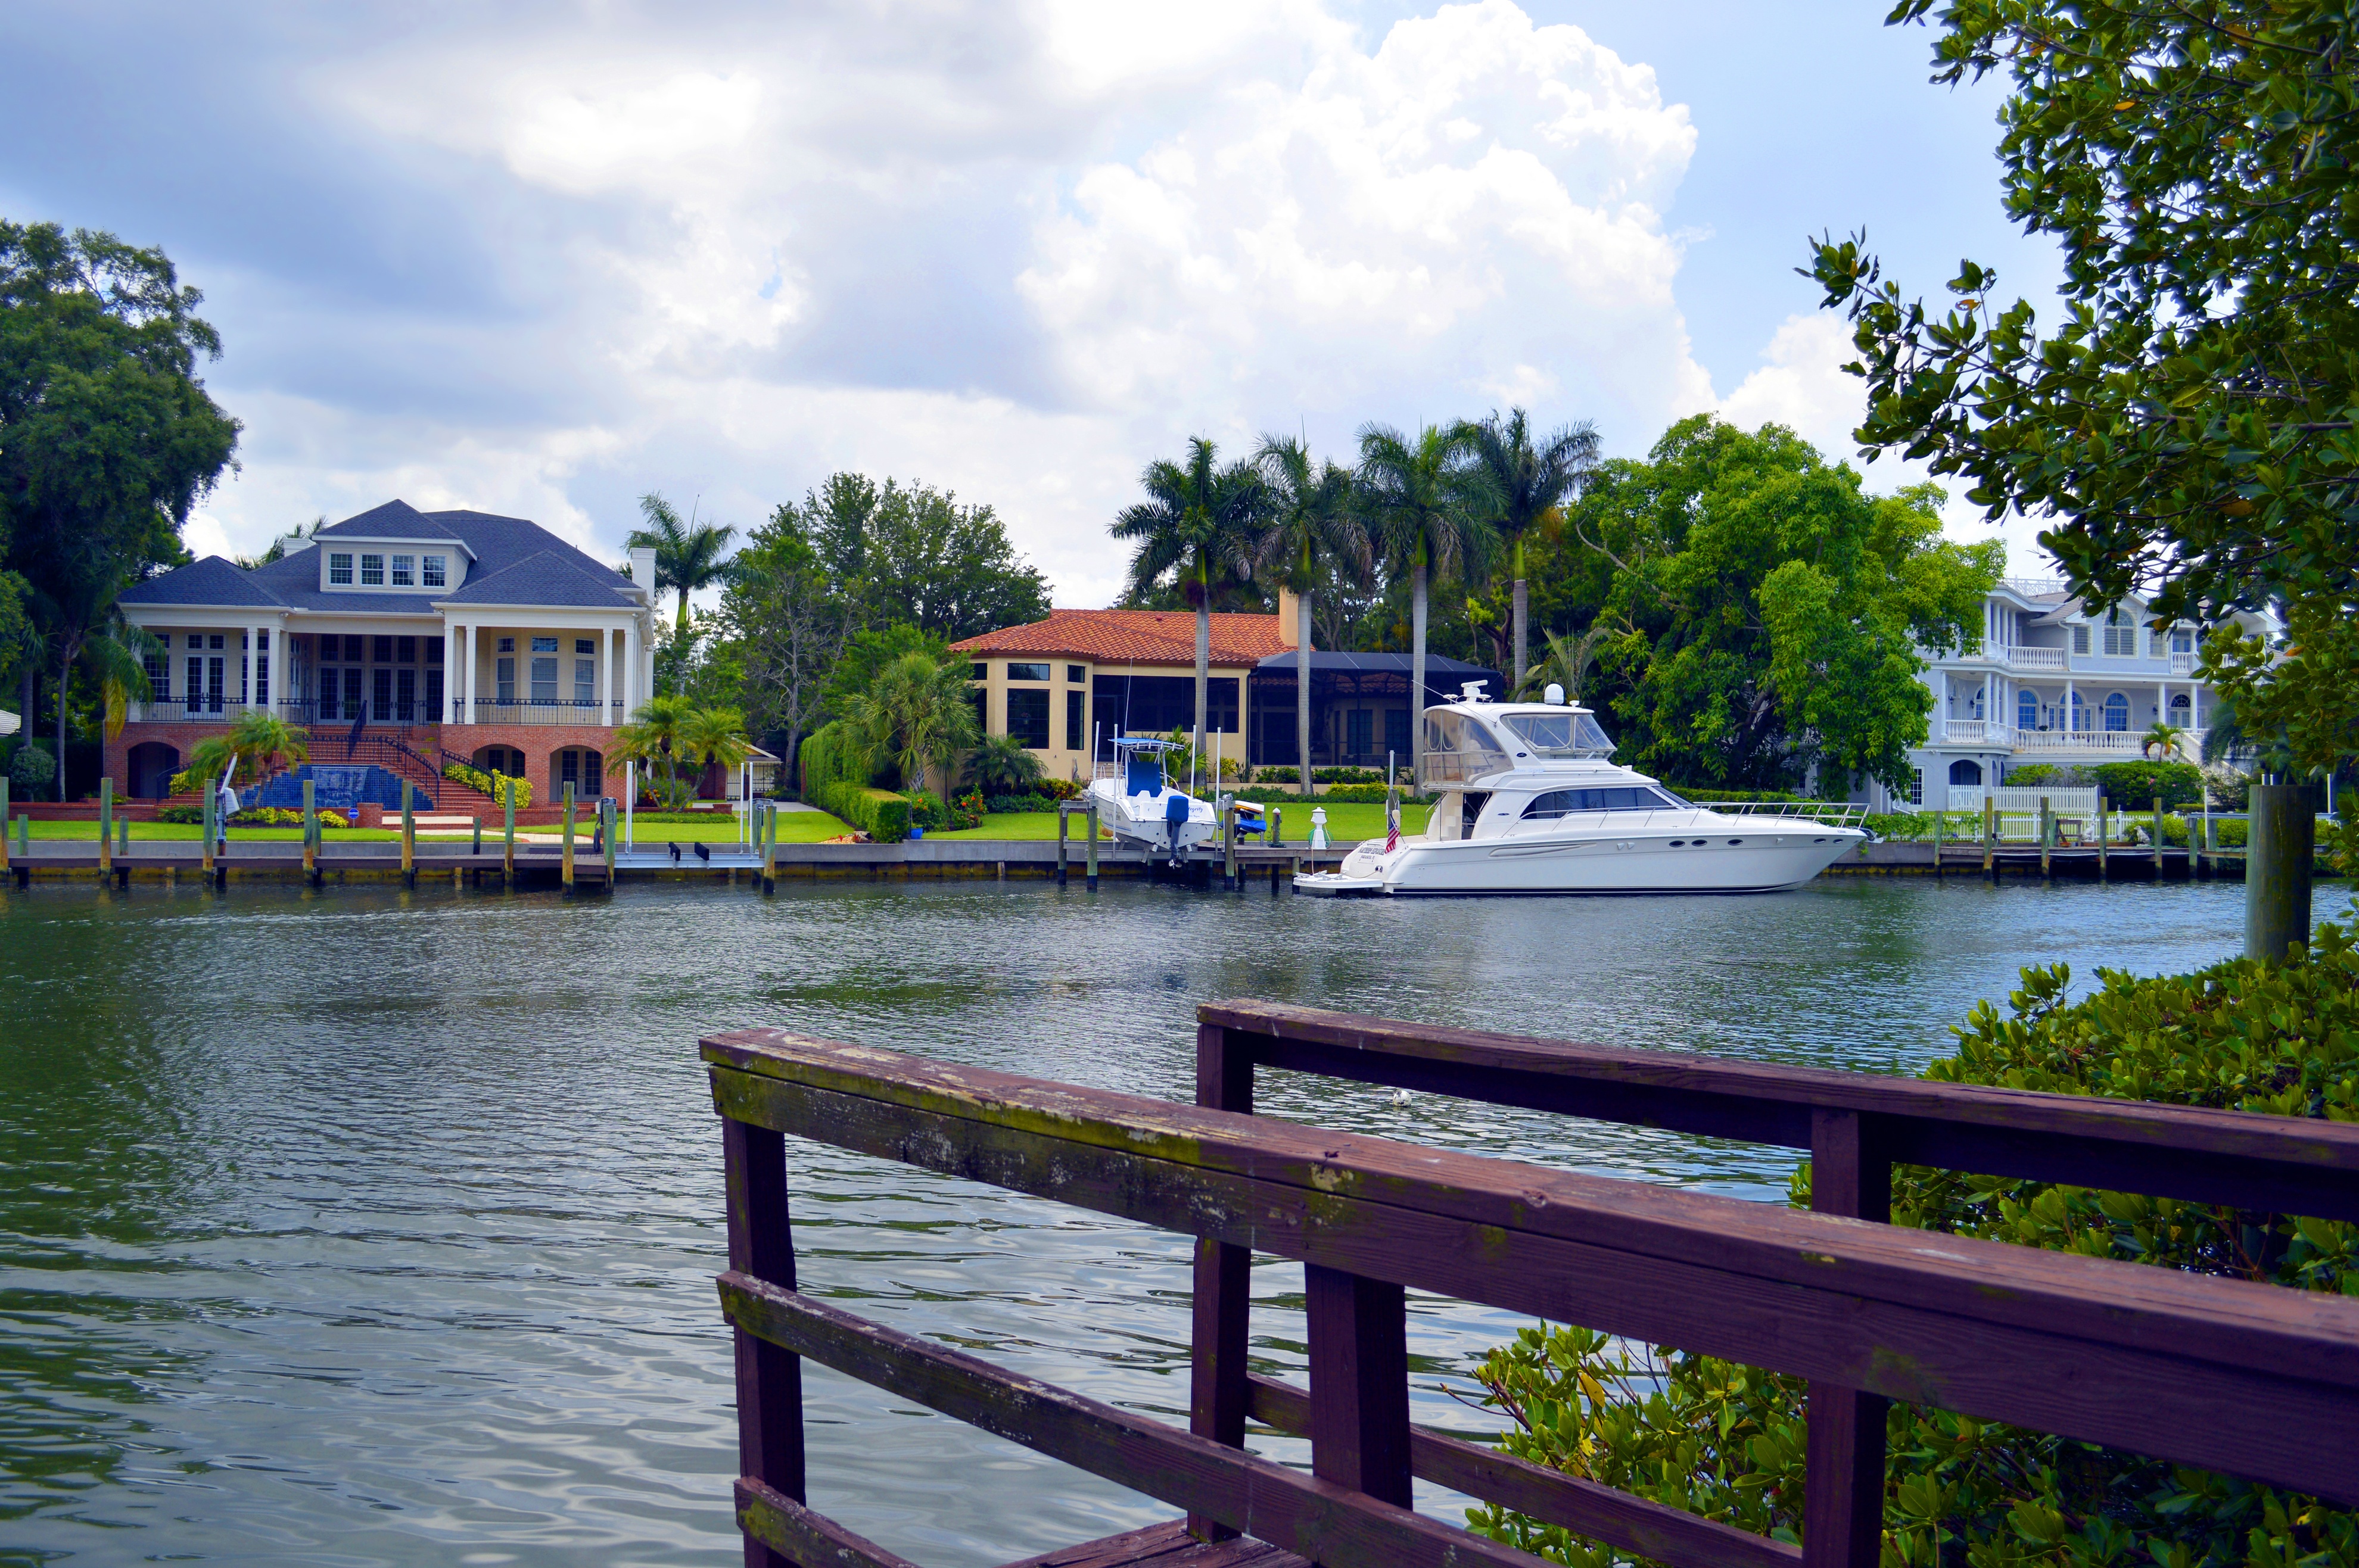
[22,821,401,841]
[922,802,1426,843]
[631,811,855,844]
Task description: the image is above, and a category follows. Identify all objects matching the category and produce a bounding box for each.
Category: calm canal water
[1,874,2346,1567]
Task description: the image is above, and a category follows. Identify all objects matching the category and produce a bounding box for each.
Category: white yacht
[1087,737,1221,863]
[1297,686,1866,897]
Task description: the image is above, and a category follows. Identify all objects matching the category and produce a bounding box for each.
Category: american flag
[1384,808,1400,854]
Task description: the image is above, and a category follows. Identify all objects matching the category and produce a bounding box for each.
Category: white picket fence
[1945,785,2100,819]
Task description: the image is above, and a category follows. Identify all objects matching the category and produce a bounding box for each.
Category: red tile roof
[951,609,1288,668]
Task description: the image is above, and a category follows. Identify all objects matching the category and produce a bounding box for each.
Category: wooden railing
[704,1007,2359,1568]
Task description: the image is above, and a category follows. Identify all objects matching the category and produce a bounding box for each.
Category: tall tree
[1253,435,1368,797]
[1808,2,2359,780]
[627,493,737,638]
[1570,416,1999,794]
[2,222,239,793]
[843,648,981,801]
[1111,438,1265,755]
[799,475,1049,641]
[716,506,854,787]
[1458,408,1599,687]
[1356,422,1492,782]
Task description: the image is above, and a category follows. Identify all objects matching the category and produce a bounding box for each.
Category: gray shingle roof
[440,550,638,608]
[120,556,291,609]
[119,501,647,616]
[315,500,466,543]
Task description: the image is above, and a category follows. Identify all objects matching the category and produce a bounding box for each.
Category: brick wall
[106,720,627,803]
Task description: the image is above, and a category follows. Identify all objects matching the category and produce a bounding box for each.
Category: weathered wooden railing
[705,1010,2359,1568]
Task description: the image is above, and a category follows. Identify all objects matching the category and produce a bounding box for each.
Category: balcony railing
[2170,650,2197,675]
[1942,719,2012,745]
[2006,646,2067,670]
[283,698,442,727]
[2013,728,2153,752]
[468,697,625,727]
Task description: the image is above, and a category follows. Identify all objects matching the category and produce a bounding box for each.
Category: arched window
[2070,691,2089,731]
[2103,693,2130,732]
[2169,692,2191,718]
[2018,690,2039,731]
[1948,759,1984,785]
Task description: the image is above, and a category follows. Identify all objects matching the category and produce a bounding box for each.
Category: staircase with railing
[338,729,444,810]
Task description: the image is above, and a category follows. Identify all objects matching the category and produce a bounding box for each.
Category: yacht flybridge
[1297,685,1866,897]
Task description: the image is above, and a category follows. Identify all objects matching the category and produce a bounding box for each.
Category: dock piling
[1222,802,1237,891]
[303,777,319,884]
[2096,791,2108,880]
[2152,795,2165,877]
[98,778,114,883]
[400,781,416,887]
[1084,802,1098,891]
[609,798,623,890]
[202,782,216,882]
[2039,796,2053,879]
[1981,797,1995,878]
[1929,803,1941,875]
[561,784,576,893]
[503,786,516,887]
[2202,807,2217,878]
[2246,779,2315,961]
[473,815,482,856]
[1056,806,1069,888]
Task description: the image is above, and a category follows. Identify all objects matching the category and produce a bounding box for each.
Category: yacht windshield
[1502,710,1616,757]
[1521,786,1685,818]
[1419,710,1513,788]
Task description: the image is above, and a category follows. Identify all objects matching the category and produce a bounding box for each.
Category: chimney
[628,546,658,605]
[1277,588,1309,651]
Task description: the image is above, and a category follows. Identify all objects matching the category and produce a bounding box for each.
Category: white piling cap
[1544,682,1565,706]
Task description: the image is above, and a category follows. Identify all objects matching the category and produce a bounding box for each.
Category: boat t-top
[1086,735,1221,865]
[1297,684,1866,896]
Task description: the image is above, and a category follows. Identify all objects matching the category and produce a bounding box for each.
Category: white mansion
[1878,578,2273,815]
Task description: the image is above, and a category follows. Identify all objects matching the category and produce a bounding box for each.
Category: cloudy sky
[2,1,2064,606]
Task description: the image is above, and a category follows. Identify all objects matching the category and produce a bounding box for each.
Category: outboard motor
[1164,790,1190,864]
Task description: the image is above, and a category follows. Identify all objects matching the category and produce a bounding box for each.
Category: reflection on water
[0,875,2339,1566]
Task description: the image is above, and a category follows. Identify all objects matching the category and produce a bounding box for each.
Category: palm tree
[1357,422,1494,783]
[627,492,739,638]
[27,571,160,799]
[1110,438,1265,756]
[1254,435,1368,799]
[612,693,695,803]
[967,731,1045,795]
[1514,624,1614,705]
[185,709,310,796]
[1459,408,1599,687]
[679,706,754,799]
[2143,720,2188,762]
[844,650,981,801]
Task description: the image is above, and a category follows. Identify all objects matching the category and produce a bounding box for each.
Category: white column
[597,624,612,722]
[446,623,462,723]
[623,621,640,714]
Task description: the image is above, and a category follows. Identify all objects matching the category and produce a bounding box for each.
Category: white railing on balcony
[2012,728,2147,752]
[1947,785,2100,819]
[2006,646,2068,670]
[2169,651,2196,675]
[1943,720,2013,745]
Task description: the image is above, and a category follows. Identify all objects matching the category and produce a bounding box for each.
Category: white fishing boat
[1087,736,1221,864]
[1297,685,1867,897]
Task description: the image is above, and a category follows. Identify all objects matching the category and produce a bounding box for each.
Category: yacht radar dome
[1459,680,1489,702]
[1543,683,1565,706]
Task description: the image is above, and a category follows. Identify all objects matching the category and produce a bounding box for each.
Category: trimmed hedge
[1663,784,1803,803]
[811,780,909,842]
[1231,783,1430,806]
[1255,766,1393,785]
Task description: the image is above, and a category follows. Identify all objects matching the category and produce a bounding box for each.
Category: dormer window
[328,553,354,585]
[422,554,447,588]
[391,554,415,587]
[360,554,385,586]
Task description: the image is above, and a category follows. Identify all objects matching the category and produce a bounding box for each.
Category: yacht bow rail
[1691,800,1870,827]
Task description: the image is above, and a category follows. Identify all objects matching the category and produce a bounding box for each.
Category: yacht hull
[1302,822,1863,896]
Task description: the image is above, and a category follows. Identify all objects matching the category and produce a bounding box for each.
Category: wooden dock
[702,1000,2359,1568]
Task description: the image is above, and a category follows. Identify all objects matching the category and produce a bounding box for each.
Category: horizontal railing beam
[702,1036,2359,1503]
[1197,1002,2359,1223]
[736,1477,919,1568]
[718,1273,1554,1568]
[1244,1374,1796,1568]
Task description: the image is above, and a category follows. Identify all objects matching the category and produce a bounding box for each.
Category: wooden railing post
[723,1115,805,1568]
[1189,1020,1255,1541]
[1306,1264,1413,1507]
[1806,1107,1890,1568]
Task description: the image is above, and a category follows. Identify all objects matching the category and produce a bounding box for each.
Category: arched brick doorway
[128,741,181,799]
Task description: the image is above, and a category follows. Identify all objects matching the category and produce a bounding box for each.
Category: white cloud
[178,1,1811,604]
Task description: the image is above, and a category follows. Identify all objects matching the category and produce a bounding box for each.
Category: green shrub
[155,805,204,824]
[982,793,1059,815]
[9,744,55,792]
[2005,762,2090,788]
[2092,759,2205,810]
[799,722,869,797]
[904,789,944,829]
[811,780,908,842]
[948,791,985,830]
[2157,813,2252,849]
[1863,811,1978,841]
[1229,783,1431,805]
[442,762,532,809]
[1254,766,1395,786]
[229,807,304,826]
[1470,919,2359,1568]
